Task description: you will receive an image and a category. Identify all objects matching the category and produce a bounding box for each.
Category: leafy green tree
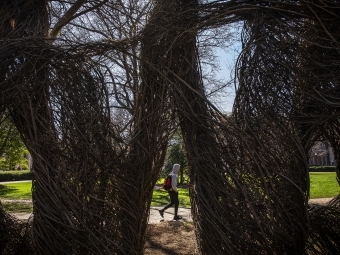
[165,143,187,184]
[0,118,28,170]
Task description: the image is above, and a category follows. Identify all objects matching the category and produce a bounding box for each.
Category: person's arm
[171,174,178,192]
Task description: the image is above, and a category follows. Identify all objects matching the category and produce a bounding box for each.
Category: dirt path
[7,206,192,223]
[308,197,334,205]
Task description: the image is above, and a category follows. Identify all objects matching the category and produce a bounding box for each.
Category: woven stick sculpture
[0,0,339,254]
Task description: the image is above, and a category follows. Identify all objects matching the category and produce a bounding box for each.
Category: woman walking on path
[159,164,182,220]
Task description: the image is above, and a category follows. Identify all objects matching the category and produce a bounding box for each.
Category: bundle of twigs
[0,0,339,254]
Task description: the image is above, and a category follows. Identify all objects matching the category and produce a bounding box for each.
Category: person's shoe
[159,210,164,218]
[173,215,182,220]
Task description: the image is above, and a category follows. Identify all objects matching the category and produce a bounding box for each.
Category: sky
[214,44,241,113]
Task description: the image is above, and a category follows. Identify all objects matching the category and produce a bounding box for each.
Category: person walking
[159,163,182,220]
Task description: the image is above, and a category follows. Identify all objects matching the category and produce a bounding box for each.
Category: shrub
[0,170,32,182]
[309,166,336,172]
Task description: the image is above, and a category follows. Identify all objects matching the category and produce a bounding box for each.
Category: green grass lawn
[2,201,33,213]
[0,181,32,200]
[151,186,190,208]
[0,172,339,211]
[309,172,340,198]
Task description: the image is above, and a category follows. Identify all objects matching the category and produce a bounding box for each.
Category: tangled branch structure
[0,0,340,254]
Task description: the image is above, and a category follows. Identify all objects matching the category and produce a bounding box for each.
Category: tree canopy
[0,116,28,170]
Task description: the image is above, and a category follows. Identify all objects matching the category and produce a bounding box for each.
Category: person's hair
[172,164,180,172]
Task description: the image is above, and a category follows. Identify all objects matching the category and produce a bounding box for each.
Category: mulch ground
[145,221,197,255]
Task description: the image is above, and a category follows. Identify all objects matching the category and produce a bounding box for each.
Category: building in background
[309,141,335,166]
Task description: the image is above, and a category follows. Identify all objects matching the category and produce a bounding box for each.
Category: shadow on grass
[151,192,170,206]
[0,184,17,197]
[0,184,32,200]
[1,201,33,213]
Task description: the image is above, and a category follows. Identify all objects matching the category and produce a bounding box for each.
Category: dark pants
[162,190,179,216]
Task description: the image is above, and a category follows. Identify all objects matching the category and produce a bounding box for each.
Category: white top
[170,164,180,192]
[171,172,178,192]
